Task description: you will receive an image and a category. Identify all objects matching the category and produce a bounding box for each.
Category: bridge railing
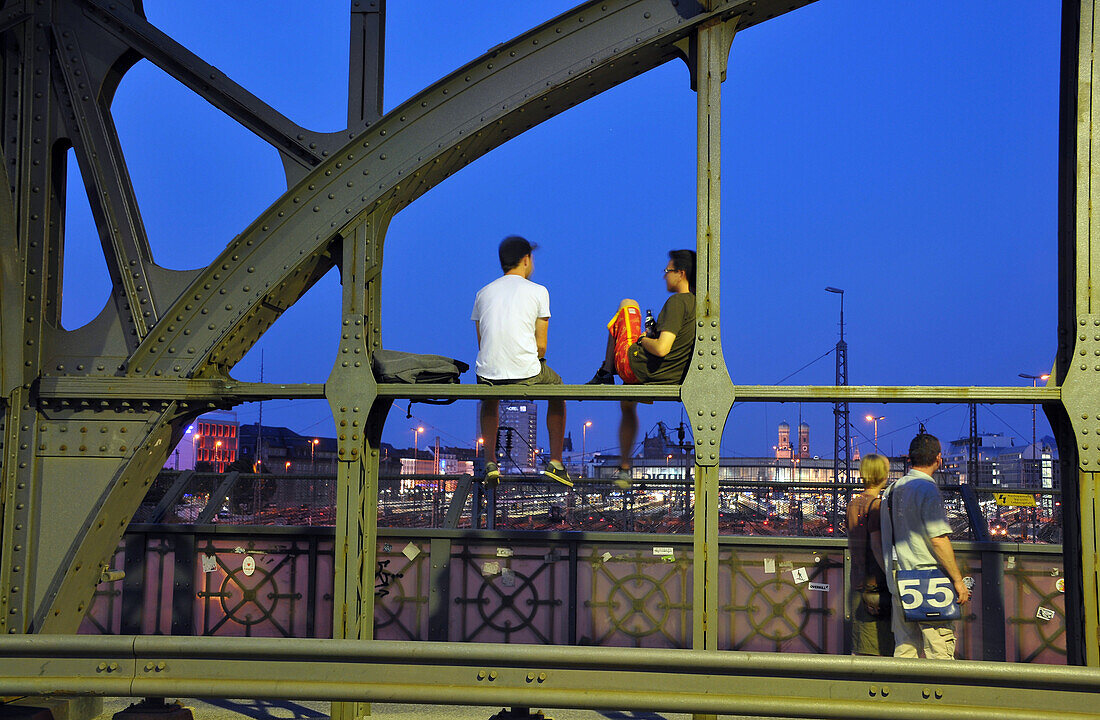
[141,470,1063,542]
[81,524,1066,664]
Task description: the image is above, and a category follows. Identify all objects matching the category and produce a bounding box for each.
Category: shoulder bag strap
[865,496,881,570]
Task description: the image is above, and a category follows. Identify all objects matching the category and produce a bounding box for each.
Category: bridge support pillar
[1058,0,1100,667]
[679,16,738,720]
[329,212,392,720]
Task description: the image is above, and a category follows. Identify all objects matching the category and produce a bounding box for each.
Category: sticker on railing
[482,561,500,576]
[201,554,217,573]
[382,543,392,553]
[496,547,513,557]
[653,546,675,557]
[242,555,256,577]
[1036,606,1056,622]
[808,582,829,592]
[763,558,775,574]
[963,576,975,591]
[791,567,808,584]
[501,568,516,587]
[1057,578,1066,593]
[402,542,420,561]
[601,551,612,563]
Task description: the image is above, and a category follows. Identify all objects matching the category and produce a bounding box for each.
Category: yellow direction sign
[994,492,1037,507]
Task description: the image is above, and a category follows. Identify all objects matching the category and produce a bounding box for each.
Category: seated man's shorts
[477,360,563,386]
[608,305,642,384]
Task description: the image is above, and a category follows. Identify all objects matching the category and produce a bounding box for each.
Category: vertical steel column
[1058,0,1100,667]
[0,4,59,635]
[348,0,385,127]
[679,16,738,675]
[329,213,390,719]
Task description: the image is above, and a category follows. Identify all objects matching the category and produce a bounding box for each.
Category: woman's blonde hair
[859,454,890,488]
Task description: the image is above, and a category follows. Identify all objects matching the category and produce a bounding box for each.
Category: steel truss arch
[0,0,814,635]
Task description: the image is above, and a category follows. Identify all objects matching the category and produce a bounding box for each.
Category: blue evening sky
[59,1,1061,460]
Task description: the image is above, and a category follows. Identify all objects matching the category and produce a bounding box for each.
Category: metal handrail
[0,634,1095,719]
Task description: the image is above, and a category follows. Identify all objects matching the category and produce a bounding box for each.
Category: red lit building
[193,413,239,472]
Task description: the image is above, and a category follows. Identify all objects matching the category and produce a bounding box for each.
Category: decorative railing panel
[79,525,1066,664]
[578,541,693,648]
[1003,549,1067,663]
[718,543,844,653]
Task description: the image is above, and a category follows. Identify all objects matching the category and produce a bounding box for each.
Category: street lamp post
[215,440,223,472]
[865,415,885,453]
[414,426,425,474]
[582,421,592,471]
[476,437,484,457]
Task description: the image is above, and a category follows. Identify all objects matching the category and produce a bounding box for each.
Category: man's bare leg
[547,399,566,463]
[619,399,637,467]
[480,399,500,473]
[615,400,638,489]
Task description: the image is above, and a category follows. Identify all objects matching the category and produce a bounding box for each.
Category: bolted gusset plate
[1059,314,1100,469]
[681,318,735,467]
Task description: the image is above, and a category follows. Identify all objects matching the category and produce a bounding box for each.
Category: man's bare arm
[929,534,970,604]
[475,321,481,349]
[639,331,675,357]
[535,317,549,358]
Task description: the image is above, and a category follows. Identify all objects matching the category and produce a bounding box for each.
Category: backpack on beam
[371,349,469,384]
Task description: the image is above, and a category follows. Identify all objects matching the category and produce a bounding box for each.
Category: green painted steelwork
[34,377,1062,403]
[0,634,1098,720]
[0,0,1098,716]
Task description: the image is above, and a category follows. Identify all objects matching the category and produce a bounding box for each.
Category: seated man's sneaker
[585,368,615,385]
[484,461,500,486]
[613,467,632,490]
[542,460,574,488]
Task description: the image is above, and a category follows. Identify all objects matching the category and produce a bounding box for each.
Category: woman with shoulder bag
[846,453,894,655]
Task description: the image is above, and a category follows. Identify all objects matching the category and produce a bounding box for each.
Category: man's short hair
[908,433,941,466]
[499,235,537,272]
[668,249,696,293]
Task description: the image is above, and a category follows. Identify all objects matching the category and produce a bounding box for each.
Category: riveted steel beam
[348,0,385,128]
[327,213,390,720]
[2,635,1100,719]
[37,377,327,402]
[34,377,1061,404]
[678,18,739,672]
[77,0,332,183]
[0,0,66,635]
[50,23,158,341]
[1056,0,1100,666]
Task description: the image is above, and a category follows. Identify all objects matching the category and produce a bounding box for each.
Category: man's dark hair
[908,433,941,467]
[499,235,537,272]
[669,249,696,293]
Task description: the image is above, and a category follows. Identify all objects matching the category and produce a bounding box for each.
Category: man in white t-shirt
[471,236,570,487]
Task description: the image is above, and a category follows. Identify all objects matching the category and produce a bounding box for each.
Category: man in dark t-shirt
[587,249,696,487]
